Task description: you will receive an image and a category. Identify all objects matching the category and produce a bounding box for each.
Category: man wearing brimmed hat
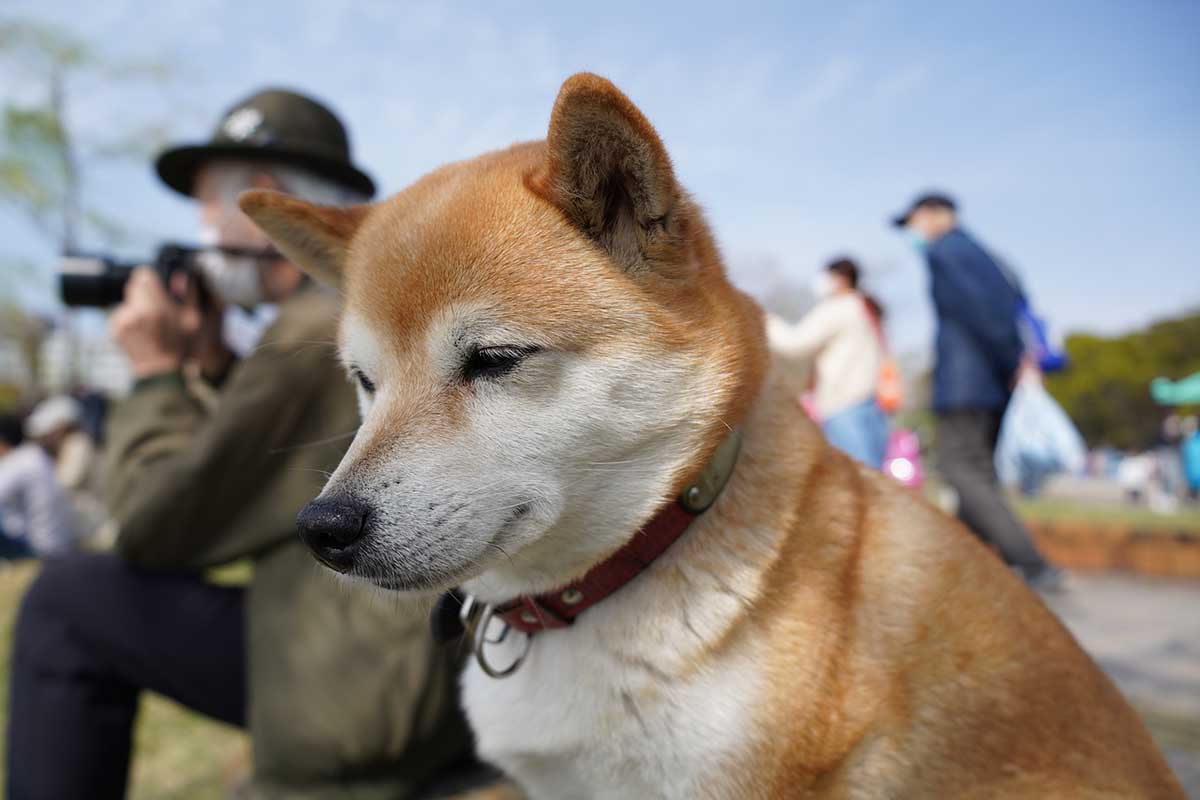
[8,89,474,799]
[891,193,1060,592]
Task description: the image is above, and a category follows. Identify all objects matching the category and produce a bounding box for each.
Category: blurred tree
[1046,311,1200,450]
[0,18,173,395]
[0,19,172,256]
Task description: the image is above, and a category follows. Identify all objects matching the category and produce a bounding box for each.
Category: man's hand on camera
[110,268,187,379]
[172,271,234,384]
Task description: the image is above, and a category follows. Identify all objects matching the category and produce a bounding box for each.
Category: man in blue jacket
[893,193,1059,589]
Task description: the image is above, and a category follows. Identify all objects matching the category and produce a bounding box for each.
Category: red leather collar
[494,500,698,635]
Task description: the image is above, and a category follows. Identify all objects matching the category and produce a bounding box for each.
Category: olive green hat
[155,87,376,199]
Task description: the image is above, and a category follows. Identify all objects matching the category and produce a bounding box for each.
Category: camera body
[60,244,199,308]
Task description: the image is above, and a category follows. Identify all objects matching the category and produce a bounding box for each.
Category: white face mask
[810,271,837,299]
[222,304,279,358]
[196,224,266,310]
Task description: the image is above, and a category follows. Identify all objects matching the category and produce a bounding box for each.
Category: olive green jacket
[104,286,470,798]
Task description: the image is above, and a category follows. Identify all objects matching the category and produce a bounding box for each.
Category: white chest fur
[463,619,760,800]
[461,574,766,800]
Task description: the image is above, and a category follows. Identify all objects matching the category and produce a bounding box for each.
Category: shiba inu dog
[240,74,1183,799]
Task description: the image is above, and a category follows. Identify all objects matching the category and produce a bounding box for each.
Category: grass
[0,562,248,799]
[1016,497,1200,533]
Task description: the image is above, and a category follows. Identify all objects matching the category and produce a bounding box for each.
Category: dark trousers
[0,530,33,560]
[6,553,245,800]
[936,409,1050,574]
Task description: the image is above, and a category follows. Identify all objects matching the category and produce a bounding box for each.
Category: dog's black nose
[296,498,368,573]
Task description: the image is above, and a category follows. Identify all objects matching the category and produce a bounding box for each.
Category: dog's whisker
[290,467,335,478]
[271,429,359,453]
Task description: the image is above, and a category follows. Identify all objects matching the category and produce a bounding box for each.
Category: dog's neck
[459,364,818,681]
[460,413,743,602]
[486,428,743,636]
[575,364,819,674]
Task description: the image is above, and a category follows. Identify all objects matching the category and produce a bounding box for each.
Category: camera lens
[59,257,135,308]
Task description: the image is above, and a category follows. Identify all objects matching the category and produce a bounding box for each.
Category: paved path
[1044,574,1200,796]
[1041,474,1129,506]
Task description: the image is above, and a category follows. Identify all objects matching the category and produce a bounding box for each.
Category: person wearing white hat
[26,396,94,492]
[0,415,78,558]
[26,395,109,543]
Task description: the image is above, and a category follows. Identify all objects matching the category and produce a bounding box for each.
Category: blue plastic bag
[996,374,1087,493]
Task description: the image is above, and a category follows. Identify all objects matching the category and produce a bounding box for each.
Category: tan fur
[241,74,1183,798]
[239,191,367,286]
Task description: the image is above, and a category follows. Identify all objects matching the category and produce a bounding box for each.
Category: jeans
[6,553,245,800]
[823,399,889,469]
[936,408,1051,575]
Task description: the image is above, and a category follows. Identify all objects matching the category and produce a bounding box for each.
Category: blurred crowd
[770,191,1069,591]
[1109,414,1200,510]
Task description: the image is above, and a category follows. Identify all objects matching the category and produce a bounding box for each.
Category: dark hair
[862,294,885,323]
[826,258,860,290]
[0,415,25,448]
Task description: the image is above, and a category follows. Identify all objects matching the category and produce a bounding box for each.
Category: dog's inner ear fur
[238,189,368,287]
[533,73,686,276]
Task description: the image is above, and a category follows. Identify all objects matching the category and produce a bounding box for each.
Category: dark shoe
[1021,565,1067,595]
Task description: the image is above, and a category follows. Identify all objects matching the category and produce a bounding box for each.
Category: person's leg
[0,527,34,560]
[865,402,890,470]
[7,552,245,800]
[1017,453,1046,497]
[823,401,883,469]
[936,409,1050,574]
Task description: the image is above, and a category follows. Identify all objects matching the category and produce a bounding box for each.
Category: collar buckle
[679,428,742,513]
[469,602,531,679]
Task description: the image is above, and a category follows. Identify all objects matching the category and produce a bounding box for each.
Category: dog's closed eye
[351,368,376,394]
[464,346,541,382]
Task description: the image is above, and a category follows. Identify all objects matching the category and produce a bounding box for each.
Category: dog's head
[241,74,766,599]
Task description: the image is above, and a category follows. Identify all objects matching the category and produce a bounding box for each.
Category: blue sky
[2,0,1198,359]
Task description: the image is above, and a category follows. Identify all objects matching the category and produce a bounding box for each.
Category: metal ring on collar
[472,603,531,679]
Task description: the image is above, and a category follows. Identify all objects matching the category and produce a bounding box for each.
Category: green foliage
[0,18,173,259]
[0,20,90,66]
[1045,311,1200,450]
[0,105,68,235]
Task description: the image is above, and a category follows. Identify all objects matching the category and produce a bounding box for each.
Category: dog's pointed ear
[238,189,368,287]
[530,73,688,275]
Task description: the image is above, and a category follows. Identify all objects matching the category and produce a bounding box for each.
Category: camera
[59,244,200,308]
[59,244,280,308]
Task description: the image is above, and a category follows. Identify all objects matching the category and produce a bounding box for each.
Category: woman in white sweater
[768,259,890,468]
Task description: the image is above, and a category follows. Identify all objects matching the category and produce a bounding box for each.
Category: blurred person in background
[769,258,890,468]
[1118,450,1157,505]
[25,395,108,542]
[1156,414,1185,508]
[1183,416,1200,501]
[7,89,472,800]
[0,415,78,559]
[25,395,94,490]
[892,192,1060,590]
[73,390,109,445]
